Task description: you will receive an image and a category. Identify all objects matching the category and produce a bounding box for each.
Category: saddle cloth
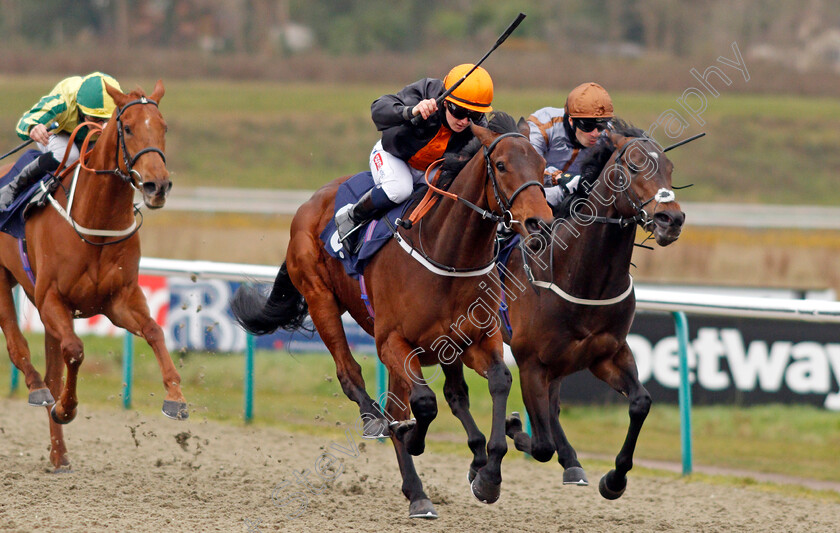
[319,171,415,280]
[0,149,54,239]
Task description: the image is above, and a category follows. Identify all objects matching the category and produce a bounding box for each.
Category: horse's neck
[554,177,636,294]
[420,157,496,268]
[65,132,135,228]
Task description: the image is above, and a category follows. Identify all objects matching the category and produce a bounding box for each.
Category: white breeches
[37,133,80,165]
[369,140,435,204]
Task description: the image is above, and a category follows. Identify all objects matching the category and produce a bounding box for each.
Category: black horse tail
[230,261,310,335]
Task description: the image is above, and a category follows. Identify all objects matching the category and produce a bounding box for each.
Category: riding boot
[335,187,397,252]
[0,153,60,210]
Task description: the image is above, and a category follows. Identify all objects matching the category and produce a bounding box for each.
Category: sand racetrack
[1,397,839,533]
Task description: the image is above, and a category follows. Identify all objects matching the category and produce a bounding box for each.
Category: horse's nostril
[524,217,543,235]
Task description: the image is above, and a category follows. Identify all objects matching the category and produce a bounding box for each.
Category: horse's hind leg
[385,374,437,519]
[106,284,187,420]
[0,272,53,406]
[303,288,387,438]
[548,378,588,486]
[590,344,652,500]
[441,360,487,481]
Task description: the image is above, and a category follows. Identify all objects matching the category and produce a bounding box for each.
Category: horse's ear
[150,79,165,102]
[517,117,530,137]
[104,82,127,108]
[470,122,496,146]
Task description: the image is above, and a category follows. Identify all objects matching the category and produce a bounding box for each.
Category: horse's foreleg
[590,344,651,500]
[380,333,436,456]
[37,294,82,426]
[461,341,511,505]
[441,360,487,482]
[509,360,554,462]
[44,331,70,470]
[548,378,588,486]
[106,285,187,420]
[304,289,386,438]
[0,273,52,406]
[385,374,437,519]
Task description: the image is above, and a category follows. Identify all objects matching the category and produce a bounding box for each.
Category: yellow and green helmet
[76,72,122,119]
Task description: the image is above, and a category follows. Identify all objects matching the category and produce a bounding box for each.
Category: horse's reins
[393,132,544,277]
[40,97,165,246]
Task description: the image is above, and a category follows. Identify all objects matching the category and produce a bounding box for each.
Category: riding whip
[410,13,527,126]
[0,122,59,161]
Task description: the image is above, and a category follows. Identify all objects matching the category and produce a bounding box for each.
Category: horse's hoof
[50,404,75,425]
[162,400,189,420]
[470,471,501,505]
[362,418,389,439]
[29,388,55,407]
[563,466,589,486]
[52,466,73,474]
[388,418,416,442]
[408,498,438,519]
[505,412,523,438]
[599,470,627,500]
[468,465,479,483]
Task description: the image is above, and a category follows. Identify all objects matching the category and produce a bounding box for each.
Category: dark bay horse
[0,80,185,471]
[232,114,552,518]
[502,120,685,499]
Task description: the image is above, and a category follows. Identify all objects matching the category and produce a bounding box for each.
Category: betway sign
[559,313,840,410]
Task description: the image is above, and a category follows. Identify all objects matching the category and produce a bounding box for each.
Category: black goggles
[446,101,484,122]
[574,118,610,133]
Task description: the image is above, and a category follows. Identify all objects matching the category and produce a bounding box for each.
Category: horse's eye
[495,161,506,172]
[123,125,132,135]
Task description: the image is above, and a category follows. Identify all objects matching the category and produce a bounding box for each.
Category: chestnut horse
[501,120,685,499]
[0,81,185,471]
[232,114,552,518]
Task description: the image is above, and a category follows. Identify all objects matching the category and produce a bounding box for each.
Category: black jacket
[371,78,488,171]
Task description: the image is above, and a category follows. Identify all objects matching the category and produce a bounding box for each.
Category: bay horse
[502,120,685,499]
[231,113,553,518]
[0,80,185,471]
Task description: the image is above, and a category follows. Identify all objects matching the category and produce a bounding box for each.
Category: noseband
[95,96,166,187]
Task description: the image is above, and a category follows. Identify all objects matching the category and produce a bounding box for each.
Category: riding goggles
[574,117,610,133]
[447,101,485,122]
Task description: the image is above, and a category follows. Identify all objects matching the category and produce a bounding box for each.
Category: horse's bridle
[95,96,167,188]
[483,132,545,229]
[394,131,545,276]
[574,136,675,231]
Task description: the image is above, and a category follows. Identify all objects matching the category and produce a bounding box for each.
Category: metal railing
[8,257,840,475]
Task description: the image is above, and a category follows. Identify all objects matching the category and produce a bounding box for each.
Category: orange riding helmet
[443,64,494,113]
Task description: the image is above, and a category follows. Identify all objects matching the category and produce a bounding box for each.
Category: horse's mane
[573,117,646,193]
[436,111,519,189]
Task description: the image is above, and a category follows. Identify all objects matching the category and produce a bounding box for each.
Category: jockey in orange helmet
[526,82,613,210]
[335,64,494,245]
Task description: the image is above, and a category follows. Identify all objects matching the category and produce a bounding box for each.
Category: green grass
[3,333,840,487]
[2,76,839,204]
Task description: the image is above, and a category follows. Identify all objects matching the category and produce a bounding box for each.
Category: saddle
[0,150,61,239]
[320,172,420,279]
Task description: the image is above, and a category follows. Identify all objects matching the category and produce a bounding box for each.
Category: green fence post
[122,331,133,409]
[672,311,693,476]
[244,333,255,423]
[10,286,21,394]
[376,358,386,408]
